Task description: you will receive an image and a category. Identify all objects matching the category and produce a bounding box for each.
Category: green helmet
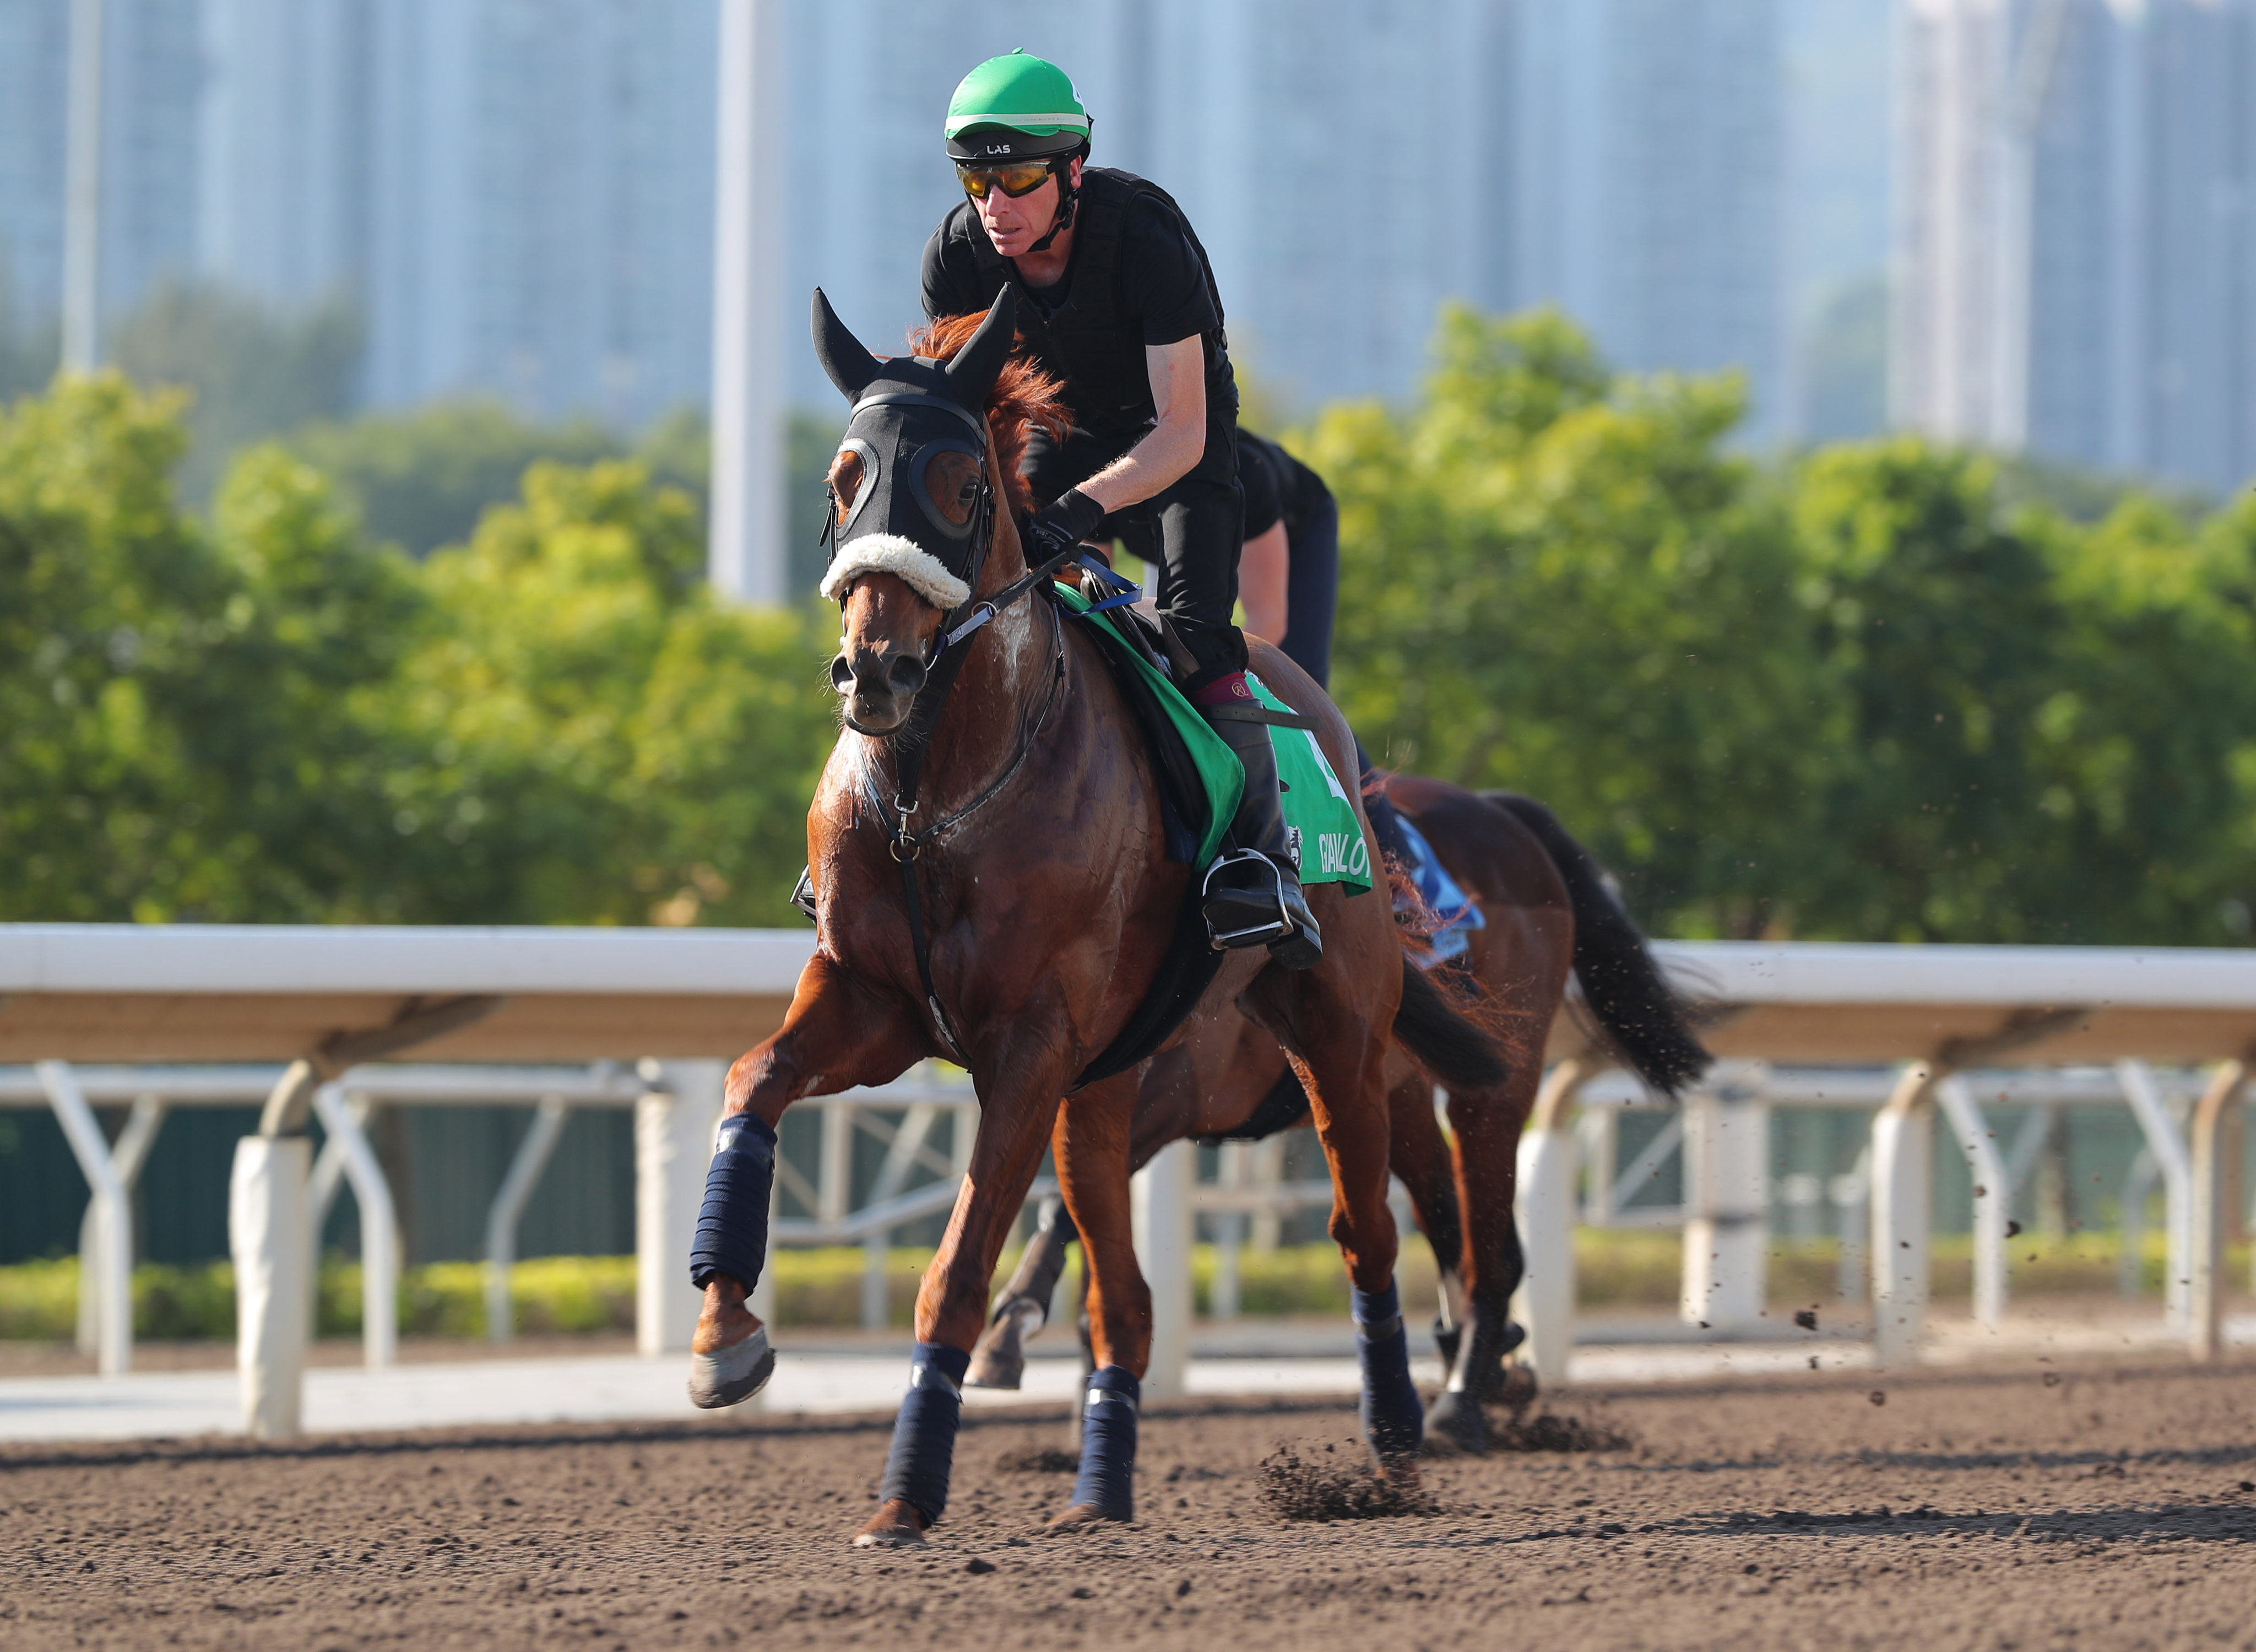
[944,50,1091,163]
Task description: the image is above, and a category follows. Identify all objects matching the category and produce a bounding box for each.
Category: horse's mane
[907,312,1070,517]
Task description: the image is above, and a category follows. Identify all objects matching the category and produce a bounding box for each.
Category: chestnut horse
[969,781,1709,1451]
[684,290,1505,1546]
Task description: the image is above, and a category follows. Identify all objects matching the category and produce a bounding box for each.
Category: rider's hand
[1025,487,1107,568]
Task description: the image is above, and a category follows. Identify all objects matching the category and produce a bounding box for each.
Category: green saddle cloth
[1049,583,1372,894]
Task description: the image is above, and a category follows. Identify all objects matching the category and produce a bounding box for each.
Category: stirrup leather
[1201,848,1297,950]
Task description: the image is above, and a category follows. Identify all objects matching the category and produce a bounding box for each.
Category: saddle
[1046,574,1374,1087]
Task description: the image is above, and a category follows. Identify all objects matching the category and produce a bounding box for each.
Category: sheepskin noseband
[818,533,972,611]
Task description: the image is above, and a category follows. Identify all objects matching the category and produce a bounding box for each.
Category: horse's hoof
[967,1299,1040,1390]
[1045,1502,1129,1531]
[1490,1360,1539,1416]
[853,1498,928,1548]
[686,1325,774,1409]
[1425,1386,1490,1455]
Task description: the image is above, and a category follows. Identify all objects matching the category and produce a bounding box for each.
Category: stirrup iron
[1202,848,1296,950]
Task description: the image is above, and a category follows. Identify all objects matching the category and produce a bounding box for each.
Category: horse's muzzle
[832,648,929,733]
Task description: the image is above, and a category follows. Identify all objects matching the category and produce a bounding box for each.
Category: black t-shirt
[1239,432,1330,541]
[922,186,1238,452]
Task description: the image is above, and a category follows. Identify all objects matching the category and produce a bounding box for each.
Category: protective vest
[963,166,1229,446]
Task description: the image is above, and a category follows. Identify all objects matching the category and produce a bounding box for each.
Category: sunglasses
[956,160,1056,201]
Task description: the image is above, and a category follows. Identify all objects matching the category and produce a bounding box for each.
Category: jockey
[923,50,1321,969]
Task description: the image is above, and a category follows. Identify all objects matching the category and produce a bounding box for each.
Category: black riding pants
[1021,419,1248,681]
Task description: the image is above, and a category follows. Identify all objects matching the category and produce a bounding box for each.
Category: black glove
[1025,487,1107,568]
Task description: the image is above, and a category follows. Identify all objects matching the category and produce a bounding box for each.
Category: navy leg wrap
[1069,1364,1140,1519]
[877,1342,970,1525]
[1353,1281,1424,1463]
[688,1113,776,1292]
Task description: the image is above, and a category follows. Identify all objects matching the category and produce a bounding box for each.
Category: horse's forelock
[906,311,1070,517]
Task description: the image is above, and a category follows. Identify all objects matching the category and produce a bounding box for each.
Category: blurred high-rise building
[0,0,717,427]
[789,1,1787,430]
[1894,0,2256,494]
[0,0,202,336]
[3,0,1800,434]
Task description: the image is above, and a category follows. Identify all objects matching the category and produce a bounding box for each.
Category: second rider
[921,50,1322,968]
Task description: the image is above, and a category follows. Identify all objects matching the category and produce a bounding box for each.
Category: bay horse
[968,782,1709,1451]
[682,289,1506,1546]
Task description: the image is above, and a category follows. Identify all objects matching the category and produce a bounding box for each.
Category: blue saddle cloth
[1396,815,1485,967]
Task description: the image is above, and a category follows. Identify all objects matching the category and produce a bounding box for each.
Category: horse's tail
[1394,956,1512,1092]
[1483,792,1711,1097]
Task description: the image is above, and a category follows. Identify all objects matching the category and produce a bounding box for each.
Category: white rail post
[482,1095,570,1346]
[818,1097,852,1227]
[1871,1062,1938,1371]
[637,1062,726,1356]
[1935,1076,2010,1329]
[311,1086,401,1369]
[1132,1138,1194,1399]
[229,1059,323,1439]
[39,1062,133,1376]
[230,1133,311,1437]
[1511,1059,1588,1386]
[2188,1059,2248,1359]
[1679,1064,1770,1331]
[72,1092,164,1359]
[2118,1059,2194,1329]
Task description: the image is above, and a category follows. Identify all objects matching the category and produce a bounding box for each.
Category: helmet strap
[1021,155,1082,256]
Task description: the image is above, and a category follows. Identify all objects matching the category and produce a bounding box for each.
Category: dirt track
[7,1356,2256,1650]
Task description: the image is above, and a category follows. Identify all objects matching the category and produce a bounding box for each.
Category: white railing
[3,1057,1358,1411]
[10,930,2255,1429]
[1509,1058,2254,1380]
[14,1053,2250,1399]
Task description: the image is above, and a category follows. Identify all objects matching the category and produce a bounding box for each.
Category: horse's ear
[811,288,883,401]
[942,288,1016,404]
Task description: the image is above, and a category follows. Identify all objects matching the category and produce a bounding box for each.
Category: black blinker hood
[812,288,1016,599]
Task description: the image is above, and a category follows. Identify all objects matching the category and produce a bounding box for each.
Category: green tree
[0,373,217,919]
[0,376,414,920]
[369,459,834,925]
[1314,305,1829,937]
[1786,440,2072,939]
[2,375,837,928]
[1316,302,2256,946]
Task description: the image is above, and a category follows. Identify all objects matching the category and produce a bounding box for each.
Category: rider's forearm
[1078,337,1207,514]
[1077,418,1203,513]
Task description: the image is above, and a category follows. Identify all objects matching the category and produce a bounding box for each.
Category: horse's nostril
[886,654,928,696]
[829,654,855,693]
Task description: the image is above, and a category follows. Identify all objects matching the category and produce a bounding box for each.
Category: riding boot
[1353,739,1416,873]
[1199,710,1323,969]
